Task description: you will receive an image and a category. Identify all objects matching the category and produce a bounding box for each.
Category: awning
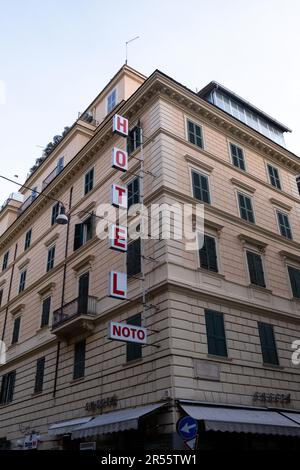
[180,403,300,437]
[71,403,165,439]
[48,417,93,436]
[280,412,300,425]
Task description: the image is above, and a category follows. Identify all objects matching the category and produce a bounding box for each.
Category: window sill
[127,273,142,281]
[197,268,225,279]
[262,363,284,371]
[7,344,17,350]
[122,358,143,368]
[31,391,43,397]
[36,325,50,333]
[70,376,85,384]
[291,297,300,303]
[207,354,232,364]
[248,284,272,294]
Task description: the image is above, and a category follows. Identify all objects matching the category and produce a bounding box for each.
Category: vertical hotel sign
[108,114,129,299]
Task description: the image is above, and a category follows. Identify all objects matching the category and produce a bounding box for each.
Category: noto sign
[111,184,128,209]
[112,114,128,137]
[108,271,127,299]
[112,147,128,172]
[108,321,147,344]
[109,224,127,252]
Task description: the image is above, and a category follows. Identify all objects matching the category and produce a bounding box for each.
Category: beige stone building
[1,65,300,450]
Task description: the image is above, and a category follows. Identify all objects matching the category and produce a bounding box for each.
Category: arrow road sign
[177,416,198,441]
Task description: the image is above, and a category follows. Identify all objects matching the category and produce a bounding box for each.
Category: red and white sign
[111,184,128,209]
[113,114,128,137]
[108,321,147,344]
[109,224,127,252]
[112,147,128,172]
[109,271,127,299]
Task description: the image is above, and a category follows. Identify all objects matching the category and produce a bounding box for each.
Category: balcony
[0,192,23,213]
[78,111,99,127]
[19,194,37,214]
[42,165,63,190]
[51,295,98,338]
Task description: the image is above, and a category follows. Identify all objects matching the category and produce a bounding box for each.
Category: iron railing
[52,295,98,327]
[42,165,63,190]
[19,194,37,214]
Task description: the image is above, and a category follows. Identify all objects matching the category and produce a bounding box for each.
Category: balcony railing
[52,295,98,328]
[78,112,99,127]
[0,192,23,212]
[42,165,63,190]
[18,194,37,214]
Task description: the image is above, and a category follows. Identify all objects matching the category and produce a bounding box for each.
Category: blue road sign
[177,416,198,440]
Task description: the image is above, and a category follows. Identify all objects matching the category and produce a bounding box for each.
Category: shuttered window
[34,357,45,393]
[41,297,51,327]
[127,239,141,277]
[205,310,227,357]
[46,246,56,272]
[0,371,16,404]
[288,266,300,298]
[127,178,140,209]
[126,314,142,362]
[84,168,94,195]
[199,235,218,272]
[230,143,245,170]
[51,202,60,226]
[2,251,9,271]
[246,251,266,287]
[238,193,255,223]
[11,317,21,344]
[258,322,279,365]
[187,120,203,148]
[74,216,93,251]
[24,229,32,251]
[73,340,86,380]
[192,171,210,203]
[18,270,27,293]
[0,289,3,308]
[267,164,281,189]
[127,125,141,155]
[277,211,292,239]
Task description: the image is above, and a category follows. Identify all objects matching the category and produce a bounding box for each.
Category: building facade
[1,65,300,450]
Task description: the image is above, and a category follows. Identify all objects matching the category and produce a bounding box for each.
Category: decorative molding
[0,279,6,288]
[37,282,56,297]
[269,198,292,212]
[10,303,25,315]
[121,160,141,182]
[238,234,268,252]
[230,178,256,194]
[72,255,95,272]
[77,202,97,220]
[279,250,300,264]
[44,233,59,247]
[184,154,214,173]
[18,258,30,271]
[204,219,224,233]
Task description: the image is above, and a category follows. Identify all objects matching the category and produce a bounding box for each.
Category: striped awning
[48,417,93,436]
[180,403,300,437]
[71,403,165,439]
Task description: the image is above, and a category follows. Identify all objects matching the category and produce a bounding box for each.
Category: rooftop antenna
[125,36,139,65]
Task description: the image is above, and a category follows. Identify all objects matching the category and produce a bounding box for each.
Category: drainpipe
[1,242,18,341]
[53,187,73,398]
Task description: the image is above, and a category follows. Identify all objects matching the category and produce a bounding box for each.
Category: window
[230,143,245,171]
[127,239,141,277]
[2,251,9,271]
[205,310,227,357]
[107,89,117,113]
[18,270,27,293]
[267,164,281,190]
[24,229,32,251]
[246,251,266,287]
[31,187,38,200]
[0,371,16,404]
[238,193,255,223]
[73,216,93,251]
[84,168,94,195]
[187,120,203,148]
[34,357,45,393]
[127,125,141,155]
[57,156,64,174]
[258,322,279,365]
[126,314,142,362]
[288,266,300,298]
[41,297,51,327]
[0,290,3,307]
[46,246,55,272]
[11,317,21,344]
[127,178,140,209]
[73,340,86,380]
[192,171,210,203]
[199,235,218,272]
[296,176,300,196]
[277,211,292,239]
[51,202,60,226]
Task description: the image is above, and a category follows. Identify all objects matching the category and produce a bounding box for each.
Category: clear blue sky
[1,0,299,204]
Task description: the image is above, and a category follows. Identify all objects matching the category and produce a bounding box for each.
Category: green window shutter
[73,340,86,379]
[258,322,279,365]
[34,357,45,393]
[74,223,83,251]
[200,235,218,272]
[127,239,141,277]
[12,317,21,344]
[205,310,227,357]
[288,266,300,298]
[126,314,142,362]
[41,297,51,327]
[247,251,265,287]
